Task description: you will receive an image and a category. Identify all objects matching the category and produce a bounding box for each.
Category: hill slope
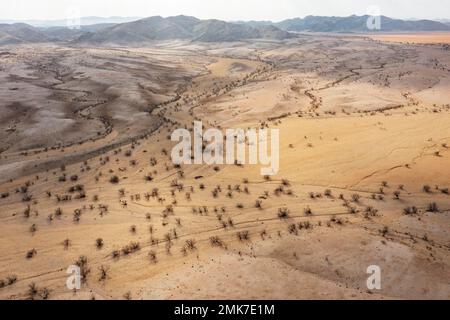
[74,15,293,44]
[0,23,54,45]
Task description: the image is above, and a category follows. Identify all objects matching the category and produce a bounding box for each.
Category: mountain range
[275,15,450,32]
[75,16,292,44]
[0,15,449,46]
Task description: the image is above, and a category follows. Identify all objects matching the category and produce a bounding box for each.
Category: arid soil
[0,35,449,300]
[368,32,450,44]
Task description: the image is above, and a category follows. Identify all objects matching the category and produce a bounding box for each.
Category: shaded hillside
[74,15,293,44]
[0,23,53,45]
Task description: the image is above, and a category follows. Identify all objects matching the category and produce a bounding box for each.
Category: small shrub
[351,194,361,203]
[427,202,439,213]
[278,207,290,219]
[98,265,109,282]
[148,251,157,264]
[27,283,39,300]
[380,226,389,237]
[304,206,313,216]
[403,206,418,215]
[185,239,196,251]
[96,238,104,249]
[26,249,37,259]
[110,176,119,184]
[237,231,250,241]
[210,236,224,247]
[29,224,37,234]
[63,239,70,250]
[121,242,140,255]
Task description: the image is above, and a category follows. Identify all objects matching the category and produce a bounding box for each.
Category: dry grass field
[0,34,449,300]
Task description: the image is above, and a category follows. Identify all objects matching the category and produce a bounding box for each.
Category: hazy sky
[3,0,450,21]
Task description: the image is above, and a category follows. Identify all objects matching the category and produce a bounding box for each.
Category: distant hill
[74,15,293,44]
[38,24,116,42]
[0,23,53,45]
[274,15,450,32]
[0,16,142,27]
[1,14,449,46]
[0,22,117,45]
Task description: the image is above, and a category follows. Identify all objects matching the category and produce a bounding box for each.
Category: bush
[123,292,132,300]
[351,194,360,203]
[96,238,104,249]
[288,224,298,235]
[210,236,224,247]
[185,239,196,251]
[403,206,418,215]
[98,265,109,282]
[29,224,37,234]
[304,206,312,216]
[27,283,38,300]
[1,275,17,288]
[75,256,90,283]
[237,231,250,241]
[63,239,70,249]
[26,249,37,259]
[278,207,290,219]
[427,202,439,213]
[111,250,120,259]
[122,242,140,255]
[110,176,119,184]
[148,251,157,264]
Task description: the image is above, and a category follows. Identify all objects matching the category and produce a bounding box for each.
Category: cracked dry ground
[0,34,449,300]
